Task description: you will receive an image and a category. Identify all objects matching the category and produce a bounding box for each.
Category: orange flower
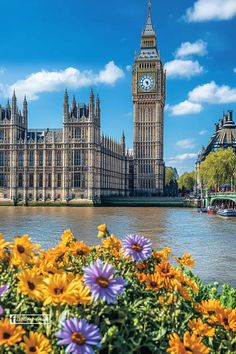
[167,331,210,354]
[143,273,163,291]
[215,308,236,331]
[188,318,215,337]
[69,241,90,257]
[155,261,178,289]
[174,253,195,268]
[153,247,172,261]
[0,318,25,346]
[194,299,223,323]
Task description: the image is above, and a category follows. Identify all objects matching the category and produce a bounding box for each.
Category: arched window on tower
[74,128,82,140]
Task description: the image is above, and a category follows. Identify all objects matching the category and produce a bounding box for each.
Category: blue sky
[0,0,236,174]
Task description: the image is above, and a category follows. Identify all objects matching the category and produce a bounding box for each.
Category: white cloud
[176,153,197,160]
[96,61,124,85]
[234,68,236,73]
[175,40,207,58]
[164,59,203,79]
[176,139,196,149]
[167,100,203,116]
[0,61,124,101]
[185,0,236,22]
[126,65,132,72]
[188,81,236,103]
[199,130,208,135]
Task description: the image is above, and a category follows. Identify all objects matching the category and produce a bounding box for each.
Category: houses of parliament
[0,1,166,205]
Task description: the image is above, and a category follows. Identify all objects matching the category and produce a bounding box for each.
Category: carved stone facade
[0,91,131,204]
[132,0,166,196]
[0,0,165,204]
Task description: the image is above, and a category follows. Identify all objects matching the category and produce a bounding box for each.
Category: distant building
[0,0,165,205]
[196,110,236,190]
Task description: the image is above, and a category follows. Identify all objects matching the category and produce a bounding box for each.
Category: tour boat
[207,207,217,215]
[217,209,236,217]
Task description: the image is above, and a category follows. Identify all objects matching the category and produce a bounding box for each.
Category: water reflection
[1,206,236,287]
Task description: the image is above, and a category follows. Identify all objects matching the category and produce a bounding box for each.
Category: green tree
[199,148,236,190]
[165,167,175,186]
[178,171,195,191]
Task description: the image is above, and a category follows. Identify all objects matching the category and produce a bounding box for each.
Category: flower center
[54,287,64,295]
[17,245,25,254]
[71,332,86,345]
[29,346,37,352]
[3,332,11,339]
[77,250,84,256]
[223,317,229,326]
[96,276,109,288]
[27,281,35,290]
[132,243,142,252]
[161,269,170,274]
[185,347,193,352]
[150,281,157,288]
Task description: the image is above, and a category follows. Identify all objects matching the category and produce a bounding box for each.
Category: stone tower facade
[132,0,166,196]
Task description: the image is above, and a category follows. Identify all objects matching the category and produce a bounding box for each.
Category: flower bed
[0,225,235,353]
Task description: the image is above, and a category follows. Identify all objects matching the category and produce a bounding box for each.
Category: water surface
[1,207,236,287]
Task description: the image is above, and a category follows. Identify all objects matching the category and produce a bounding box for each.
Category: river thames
[1,206,236,287]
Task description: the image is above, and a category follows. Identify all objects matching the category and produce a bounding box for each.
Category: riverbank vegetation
[200,148,236,191]
[0,226,235,353]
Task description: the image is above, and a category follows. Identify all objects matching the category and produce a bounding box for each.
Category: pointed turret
[11,91,17,123]
[23,95,28,126]
[140,0,157,51]
[63,89,69,123]
[89,89,95,120]
[121,130,126,156]
[95,94,101,125]
[71,95,77,117]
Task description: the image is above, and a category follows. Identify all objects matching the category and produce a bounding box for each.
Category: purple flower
[83,259,126,304]
[122,234,152,262]
[55,318,101,354]
[0,285,9,297]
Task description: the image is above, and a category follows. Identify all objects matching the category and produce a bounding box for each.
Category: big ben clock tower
[132,0,166,196]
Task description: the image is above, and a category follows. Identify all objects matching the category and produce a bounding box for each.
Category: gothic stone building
[196,110,236,191]
[0,0,165,205]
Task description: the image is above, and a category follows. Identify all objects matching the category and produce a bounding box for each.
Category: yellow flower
[188,318,215,337]
[0,233,12,258]
[167,331,210,354]
[153,247,172,261]
[102,235,121,250]
[11,235,40,266]
[174,253,195,268]
[0,318,25,346]
[215,308,236,331]
[97,231,106,238]
[98,224,107,233]
[20,331,51,354]
[155,261,178,289]
[194,299,223,323]
[69,241,90,257]
[59,229,74,246]
[42,273,91,305]
[143,273,163,291]
[17,269,44,301]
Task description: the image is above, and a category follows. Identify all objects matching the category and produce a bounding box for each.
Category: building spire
[143,0,155,36]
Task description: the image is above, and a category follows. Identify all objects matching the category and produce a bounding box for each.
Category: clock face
[138,74,155,92]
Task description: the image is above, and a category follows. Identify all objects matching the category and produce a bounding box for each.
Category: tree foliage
[165,167,176,186]
[199,148,236,190]
[178,171,195,191]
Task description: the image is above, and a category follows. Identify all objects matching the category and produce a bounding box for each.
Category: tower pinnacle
[143,0,155,36]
